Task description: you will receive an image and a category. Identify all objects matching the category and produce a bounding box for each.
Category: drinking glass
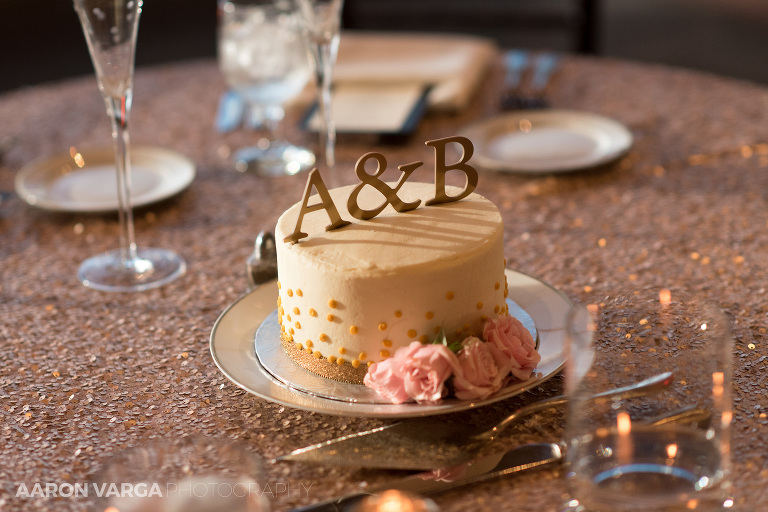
[90,436,270,512]
[74,0,186,292]
[218,0,315,176]
[563,288,733,512]
[295,0,344,178]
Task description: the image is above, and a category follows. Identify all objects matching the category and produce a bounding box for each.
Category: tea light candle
[354,490,440,512]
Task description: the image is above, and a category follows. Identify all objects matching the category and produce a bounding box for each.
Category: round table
[2,53,768,511]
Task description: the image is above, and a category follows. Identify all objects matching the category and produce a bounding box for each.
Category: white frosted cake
[274,181,509,384]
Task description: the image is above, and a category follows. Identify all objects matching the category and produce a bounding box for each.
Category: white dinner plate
[460,109,633,174]
[209,269,572,418]
[15,145,195,212]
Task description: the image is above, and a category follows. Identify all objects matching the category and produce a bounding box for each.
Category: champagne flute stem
[105,92,141,268]
[316,41,336,169]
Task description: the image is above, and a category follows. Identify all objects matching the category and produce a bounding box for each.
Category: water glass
[218,0,314,176]
[563,288,733,511]
[91,436,270,512]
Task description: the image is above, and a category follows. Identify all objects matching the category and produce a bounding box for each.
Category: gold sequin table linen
[2,54,768,511]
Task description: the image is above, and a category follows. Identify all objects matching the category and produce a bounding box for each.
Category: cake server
[274,372,674,470]
[286,406,711,512]
[288,442,563,512]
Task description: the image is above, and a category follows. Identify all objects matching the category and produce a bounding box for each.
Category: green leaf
[431,326,463,353]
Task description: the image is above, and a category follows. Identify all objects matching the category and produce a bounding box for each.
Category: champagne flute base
[234,141,315,176]
[78,247,186,292]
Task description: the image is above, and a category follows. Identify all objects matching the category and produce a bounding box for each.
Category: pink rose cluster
[363,315,541,404]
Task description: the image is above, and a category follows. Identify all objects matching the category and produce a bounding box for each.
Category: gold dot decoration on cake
[296,289,303,297]
[277,281,281,289]
[349,325,359,335]
[306,340,313,348]
[328,299,338,309]
[446,291,455,300]
[494,305,501,314]
[288,327,295,335]
[319,333,329,342]
[380,350,390,358]
[306,346,313,354]
[425,311,434,320]
[293,307,300,315]
[495,282,501,290]
[382,339,392,347]
[295,321,301,330]
[309,308,317,317]
[313,351,322,358]
[338,347,347,355]
[295,342,303,351]
[287,289,293,297]
[394,310,402,318]
[477,302,483,310]
[419,335,428,343]
[407,329,417,338]
[327,355,337,363]
[352,359,361,368]
[337,358,346,366]
[378,322,387,331]
[359,352,367,361]
[481,314,489,322]
[286,314,291,322]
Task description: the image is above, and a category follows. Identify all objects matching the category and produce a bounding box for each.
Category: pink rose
[363,358,410,404]
[483,315,541,381]
[364,341,460,404]
[417,461,469,482]
[452,336,505,400]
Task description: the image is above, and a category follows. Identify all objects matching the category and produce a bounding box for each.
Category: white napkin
[334,31,498,112]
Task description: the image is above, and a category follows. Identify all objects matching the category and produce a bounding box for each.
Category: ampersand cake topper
[283,136,478,244]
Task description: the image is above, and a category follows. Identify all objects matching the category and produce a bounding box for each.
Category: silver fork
[500,50,559,110]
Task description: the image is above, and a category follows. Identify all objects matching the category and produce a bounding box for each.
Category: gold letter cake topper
[283,169,351,244]
[425,136,478,206]
[284,136,477,243]
[347,152,422,220]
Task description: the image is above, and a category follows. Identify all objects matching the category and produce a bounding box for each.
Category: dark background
[1,0,768,93]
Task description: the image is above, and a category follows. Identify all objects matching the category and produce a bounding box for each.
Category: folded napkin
[334,31,498,112]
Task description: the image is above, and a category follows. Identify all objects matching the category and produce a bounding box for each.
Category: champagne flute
[295,0,344,179]
[74,0,186,292]
[218,0,315,176]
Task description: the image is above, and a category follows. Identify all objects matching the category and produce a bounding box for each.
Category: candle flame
[666,443,679,458]
[617,412,631,435]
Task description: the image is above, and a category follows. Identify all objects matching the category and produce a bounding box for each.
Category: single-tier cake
[274,181,508,384]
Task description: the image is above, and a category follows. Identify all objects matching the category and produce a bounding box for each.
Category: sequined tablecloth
[2,54,768,511]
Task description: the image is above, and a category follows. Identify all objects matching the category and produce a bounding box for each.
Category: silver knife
[288,442,562,512]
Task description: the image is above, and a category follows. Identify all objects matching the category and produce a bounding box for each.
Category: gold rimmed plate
[209,269,571,418]
[15,145,195,212]
[460,109,633,174]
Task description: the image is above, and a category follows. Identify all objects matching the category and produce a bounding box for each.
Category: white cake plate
[209,269,572,418]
